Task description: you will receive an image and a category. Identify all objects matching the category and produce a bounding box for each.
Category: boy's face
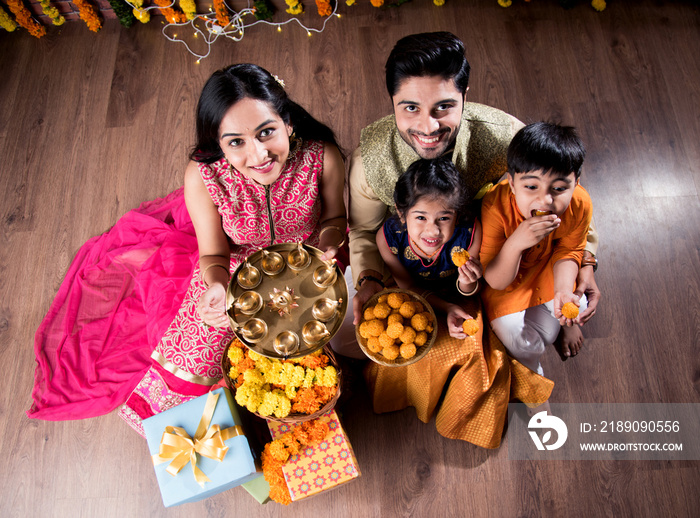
[392,76,465,159]
[508,169,578,219]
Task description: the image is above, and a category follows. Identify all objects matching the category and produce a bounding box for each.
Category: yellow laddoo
[373,302,391,319]
[414,331,428,346]
[387,292,407,309]
[377,294,389,304]
[365,319,385,337]
[412,301,425,313]
[561,302,579,319]
[462,319,479,336]
[363,306,375,321]
[386,321,404,339]
[451,248,470,267]
[381,344,400,360]
[367,336,382,353]
[398,301,417,319]
[399,342,417,359]
[378,332,396,348]
[410,312,430,332]
[358,321,371,339]
[387,313,404,326]
[399,326,417,344]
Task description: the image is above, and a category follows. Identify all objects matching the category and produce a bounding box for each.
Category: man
[348,32,599,358]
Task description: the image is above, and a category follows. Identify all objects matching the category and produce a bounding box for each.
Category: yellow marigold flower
[0,6,17,32]
[243,367,265,386]
[303,368,316,388]
[319,366,338,387]
[228,346,244,364]
[346,0,355,5]
[248,350,263,362]
[591,0,606,11]
[274,392,292,418]
[133,8,150,23]
[433,0,445,5]
[180,0,196,19]
[498,0,512,7]
[285,385,297,400]
[228,365,239,381]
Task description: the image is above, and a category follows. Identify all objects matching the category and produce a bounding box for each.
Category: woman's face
[218,98,293,185]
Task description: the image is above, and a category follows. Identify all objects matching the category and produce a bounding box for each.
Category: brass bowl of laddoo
[355,288,437,367]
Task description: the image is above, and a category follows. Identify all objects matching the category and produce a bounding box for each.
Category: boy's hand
[457,257,483,285]
[446,305,473,338]
[511,214,560,251]
[553,291,581,327]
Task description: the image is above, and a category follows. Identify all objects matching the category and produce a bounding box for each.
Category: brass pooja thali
[226,243,348,359]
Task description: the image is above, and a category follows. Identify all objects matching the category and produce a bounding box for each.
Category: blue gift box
[143,387,261,507]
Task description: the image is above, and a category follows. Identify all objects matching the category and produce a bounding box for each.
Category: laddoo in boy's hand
[561,302,579,320]
[531,209,554,217]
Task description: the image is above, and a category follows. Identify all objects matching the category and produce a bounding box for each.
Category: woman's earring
[289,131,301,153]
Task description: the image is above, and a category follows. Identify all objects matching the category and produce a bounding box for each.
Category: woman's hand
[197,283,230,328]
[446,304,474,339]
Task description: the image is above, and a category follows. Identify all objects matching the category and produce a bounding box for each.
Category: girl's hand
[457,257,483,285]
[446,304,473,339]
[197,284,230,328]
[511,214,560,251]
[553,291,581,327]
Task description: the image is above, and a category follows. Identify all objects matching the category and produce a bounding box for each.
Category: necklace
[409,236,444,268]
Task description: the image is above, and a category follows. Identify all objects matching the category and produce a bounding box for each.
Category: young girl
[376,157,482,337]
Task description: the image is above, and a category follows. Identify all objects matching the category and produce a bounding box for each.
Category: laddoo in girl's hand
[451,248,470,267]
[561,302,579,319]
[462,318,479,336]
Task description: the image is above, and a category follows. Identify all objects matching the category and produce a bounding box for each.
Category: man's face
[392,75,465,159]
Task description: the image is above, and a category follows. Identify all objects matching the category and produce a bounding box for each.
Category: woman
[28,65,346,436]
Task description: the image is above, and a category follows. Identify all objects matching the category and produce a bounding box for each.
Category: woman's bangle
[319,225,346,248]
[456,279,479,297]
[200,263,229,288]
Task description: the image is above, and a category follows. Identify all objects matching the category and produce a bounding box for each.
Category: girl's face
[401,196,458,258]
[218,98,293,185]
[508,169,578,218]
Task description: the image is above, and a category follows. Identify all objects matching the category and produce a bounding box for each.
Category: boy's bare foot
[527,399,551,417]
[553,325,583,361]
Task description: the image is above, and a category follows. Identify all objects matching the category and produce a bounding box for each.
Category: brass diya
[302,320,330,345]
[312,259,338,288]
[287,242,312,271]
[233,290,263,316]
[237,260,262,289]
[261,249,285,276]
[312,297,343,322]
[227,243,348,359]
[239,318,268,343]
[274,331,300,356]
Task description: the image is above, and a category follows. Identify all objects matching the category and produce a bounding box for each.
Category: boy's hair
[507,122,586,179]
[394,157,471,220]
[385,32,470,98]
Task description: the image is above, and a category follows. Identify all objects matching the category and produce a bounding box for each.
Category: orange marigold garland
[7,0,46,38]
[73,0,102,32]
[154,0,186,23]
[261,418,330,505]
[315,0,331,16]
[370,0,383,7]
[213,0,230,27]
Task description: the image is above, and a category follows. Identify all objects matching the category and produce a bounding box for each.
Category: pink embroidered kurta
[119,140,325,435]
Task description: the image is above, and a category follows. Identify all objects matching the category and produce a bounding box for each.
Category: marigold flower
[498,0,512,7]
[591,0,606,11]
[371,0,384,6]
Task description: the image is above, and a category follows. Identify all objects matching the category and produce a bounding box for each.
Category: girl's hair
[394,157,471,221]
[507,121,586,179]
[190,63,341,163]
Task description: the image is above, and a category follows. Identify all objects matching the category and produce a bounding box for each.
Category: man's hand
[352,270,384,325]
[574,265,600,325]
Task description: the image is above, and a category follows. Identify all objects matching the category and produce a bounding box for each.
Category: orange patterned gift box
[267,410,360,501]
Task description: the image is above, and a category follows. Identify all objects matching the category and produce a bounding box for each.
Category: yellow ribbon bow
[152,391,244,487]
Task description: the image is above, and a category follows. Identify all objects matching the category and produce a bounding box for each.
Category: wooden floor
[2,0,699,516]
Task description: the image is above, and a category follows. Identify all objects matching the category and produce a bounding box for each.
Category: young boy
[480,122,593,376]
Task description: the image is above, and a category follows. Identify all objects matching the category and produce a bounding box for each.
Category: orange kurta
[480,180,593,320]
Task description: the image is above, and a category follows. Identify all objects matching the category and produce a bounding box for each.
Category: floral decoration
[129,0,150,23]
[180,0,196,20]
[0,5,18,32]
[7,0,46,37]
[107,0,135,27]
[227,339,338,419]
[73,0,102,32]
[285,0,303,15]
[591,0,606,11]
[154,0,186,23]
[498,0,512,7]
[370,0,384,7]
[346,0,355,5]
[434,0,445,5]
[261,418,330,505]
[315,0,331,16]
[39,0,65,25]
[213,0,230,27]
